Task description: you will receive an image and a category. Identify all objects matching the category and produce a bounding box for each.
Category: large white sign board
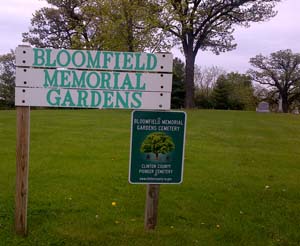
[15,46,173,110]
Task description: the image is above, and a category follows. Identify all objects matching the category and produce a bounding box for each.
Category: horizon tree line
[2,0,300,112]
[1,49,300,112]
[21,0,283,108]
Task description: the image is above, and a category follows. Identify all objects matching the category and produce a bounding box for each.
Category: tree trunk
[124,0,134,52]
[184,51,196,108]
[282,94,289,113]
[155,153,159,160]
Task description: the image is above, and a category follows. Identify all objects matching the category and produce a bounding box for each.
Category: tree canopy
[156,0,281,108]
[0,51,15,108]
[194,65,225,108]
[140,132,175,160]
[212,72,255,110]
[100,0,170,52]
[22,0,282,109]
[23,0,170,52]
[23,0,101,49]
[248,49,300,113]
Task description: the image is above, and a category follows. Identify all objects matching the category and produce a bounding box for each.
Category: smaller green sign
[129,111,186,184]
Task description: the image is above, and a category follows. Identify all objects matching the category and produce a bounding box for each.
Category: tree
[23,0,102,49]
[194,65,225,94]
[23,0,170,52]
[212,72,255,110]
[194,65,225,108]
[171,58,185,108]
[227,73,255,110]
[100,0,171,52]
[157,0,281,108]
[248,49,300,113]
[0,51,15,108]
[212,74,230,109]
[140,132,175,160]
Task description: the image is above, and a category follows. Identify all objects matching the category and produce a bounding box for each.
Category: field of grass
[0,109,300,245]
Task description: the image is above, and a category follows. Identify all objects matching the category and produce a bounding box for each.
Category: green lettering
[57,50,71,67]
[122,52,133,70]
[60,70,71,87]
[120,74,134,90]
[114,52,121,70]
[33,48,45,66]
[100,72,111,89]
[72,71,86,88]
[103,52,114,69]
[77,90,88,107]
[131,92,142,108]
[44,70,58,87]
[72,50,86,68]
[113,72,120,89]
[45,49,56,67]
[103,91,114,108]
[61,90,75,107]
[146,54,157,70]
[87,51,101,68]
[135,73,145,90]
[91,91,101,107]
[86,72,100,89]
[115,91,129,108]
[135,53,145,70]
[46,88,61,106]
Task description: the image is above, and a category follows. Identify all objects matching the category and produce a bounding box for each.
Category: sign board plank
[15,47,173,72]
[16,68,172,92]
[15,87,171,110]
[129,111,186,184]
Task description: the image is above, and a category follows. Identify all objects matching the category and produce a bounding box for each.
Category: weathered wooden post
[15,106,30,236]
[144,184,160,230]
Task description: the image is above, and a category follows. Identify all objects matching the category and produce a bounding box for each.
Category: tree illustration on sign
[140,132,175,160]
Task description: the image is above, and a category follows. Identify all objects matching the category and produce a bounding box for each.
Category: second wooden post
[144,184,160,230]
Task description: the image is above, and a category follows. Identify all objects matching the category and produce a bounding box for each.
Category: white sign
[15,46,173,110]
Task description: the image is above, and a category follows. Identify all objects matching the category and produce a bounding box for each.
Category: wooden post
[15,106,30,236]
[144,184,160,230]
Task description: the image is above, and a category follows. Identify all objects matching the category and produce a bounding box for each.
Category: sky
[0,0,299,73]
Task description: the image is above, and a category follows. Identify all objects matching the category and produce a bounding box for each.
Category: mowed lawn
[0,109,300,246]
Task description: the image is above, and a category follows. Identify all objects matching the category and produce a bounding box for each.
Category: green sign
[129,111,186,184]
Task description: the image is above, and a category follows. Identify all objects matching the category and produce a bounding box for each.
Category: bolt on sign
[15,47,173,109]
[129,111,186,184]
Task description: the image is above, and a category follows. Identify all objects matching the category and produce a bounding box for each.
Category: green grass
[0,109,300,245]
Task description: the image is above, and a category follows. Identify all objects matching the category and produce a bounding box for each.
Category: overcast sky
[0,0,299,73]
